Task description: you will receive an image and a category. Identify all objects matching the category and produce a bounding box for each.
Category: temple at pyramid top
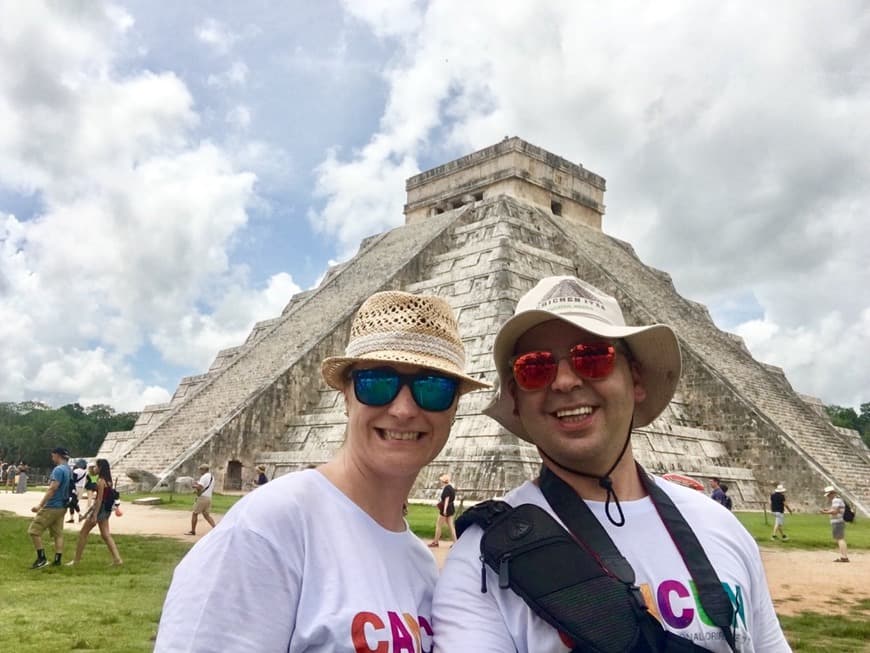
[404,136,606,228]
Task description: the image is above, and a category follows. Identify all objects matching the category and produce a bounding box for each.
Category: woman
[66,458,122,566]
[155,291,488,651]
[429,473,457,547]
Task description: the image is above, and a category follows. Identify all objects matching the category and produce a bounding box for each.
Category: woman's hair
[96,458,113,485]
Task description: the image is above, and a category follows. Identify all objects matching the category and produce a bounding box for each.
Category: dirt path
[3,491,866,616]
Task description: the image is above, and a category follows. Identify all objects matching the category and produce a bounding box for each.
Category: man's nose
[550,357,583,391]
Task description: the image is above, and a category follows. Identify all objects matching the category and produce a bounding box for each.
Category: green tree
[0,402,137,467]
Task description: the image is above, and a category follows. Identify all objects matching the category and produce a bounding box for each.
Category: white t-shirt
[830,497,845,523]
[433,478,791,653]
[196,472,214,498]
[73,467,88,492]
[155,469,438,652]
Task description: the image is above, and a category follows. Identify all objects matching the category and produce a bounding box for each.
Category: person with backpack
[27,446,72,568]
[65,459,87,523]
[770,484,792,541]
[66,458,122,566]
[820,486,849,563]
[432,276,790,652]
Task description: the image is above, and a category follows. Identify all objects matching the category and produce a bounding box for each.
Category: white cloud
[0,2,297,411]
[340,0,424,38]
[226,104,252,129]
[315,0,870,408]
[195,18,238,55]
[207,61,249,87]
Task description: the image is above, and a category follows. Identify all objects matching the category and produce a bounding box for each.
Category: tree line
[0,399,866,469]
[824,402,870,447]
[0,402,138,468]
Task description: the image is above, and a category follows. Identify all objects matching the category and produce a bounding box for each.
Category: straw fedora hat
[321,291,490,395]
[774,484,786,493]
[484,276,681,442]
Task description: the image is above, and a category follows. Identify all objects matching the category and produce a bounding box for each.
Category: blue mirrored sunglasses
[351,367,460,412]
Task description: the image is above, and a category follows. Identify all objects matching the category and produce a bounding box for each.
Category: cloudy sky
[1,1,867,412]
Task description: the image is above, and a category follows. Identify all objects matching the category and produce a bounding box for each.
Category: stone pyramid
[100,137,869,515]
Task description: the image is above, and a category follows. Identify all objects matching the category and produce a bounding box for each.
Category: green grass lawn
[734,510,870,550]
[2,504,868,651]
[0,510,194,652]
[119,490,245,514]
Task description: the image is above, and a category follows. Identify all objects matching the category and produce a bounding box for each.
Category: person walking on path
[429,473,457,547]
[820,485,849,562]
[67,458,122,566]
[156,290,488,651]
[770,484,792,541]
[28,446,72,568]
[432,275,790,651]
[185,464,217,536]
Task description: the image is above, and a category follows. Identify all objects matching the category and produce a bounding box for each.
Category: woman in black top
[67,458,122,566]
[429,473,457,547]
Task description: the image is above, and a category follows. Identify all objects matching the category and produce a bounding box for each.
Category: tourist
[820,485,849,563]
[432,275,791,651]
[155,290,487,651]
[28,447,72,568]
[67,458,123,566]
[185,463,216,536]
[5,461,17,493]
[770,484,792,541]
[710,476,728,507]
[429,473,457,548]
[15,462,29,493]
[255,464,268,486]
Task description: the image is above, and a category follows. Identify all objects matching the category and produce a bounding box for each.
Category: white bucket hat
[321,291,490,395]
[774,484,786,493]
[823,485,837,494]
[484,276,681,442]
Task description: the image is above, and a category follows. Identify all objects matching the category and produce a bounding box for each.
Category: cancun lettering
[350,611,433,653]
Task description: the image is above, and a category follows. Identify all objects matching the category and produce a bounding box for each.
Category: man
[710,477,728,507]
[28,446,72,568]
[433,276,790,651]
[185,463,216,536]
[770,484,792,541]
[820,486,848,562]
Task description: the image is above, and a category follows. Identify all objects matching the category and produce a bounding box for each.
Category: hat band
[345,331,465,369]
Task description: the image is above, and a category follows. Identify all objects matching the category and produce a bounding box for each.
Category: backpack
[723,495,733,511]
[457,465,737,653]
[843,502,855,523]
[102,486,120,510]
[63,470,77,508]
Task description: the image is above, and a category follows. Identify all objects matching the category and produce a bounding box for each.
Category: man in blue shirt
[28,446,72,568]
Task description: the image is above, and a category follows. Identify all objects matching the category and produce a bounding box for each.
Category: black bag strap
[636,466,736,650]
[540,465,736,652]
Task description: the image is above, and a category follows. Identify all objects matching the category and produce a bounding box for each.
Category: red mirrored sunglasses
[511,342,617,391]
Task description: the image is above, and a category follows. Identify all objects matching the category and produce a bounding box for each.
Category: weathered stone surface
[99,138,869,516]
[132,497,164,506]
[173,476,195,494]
[124,468,159,491]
